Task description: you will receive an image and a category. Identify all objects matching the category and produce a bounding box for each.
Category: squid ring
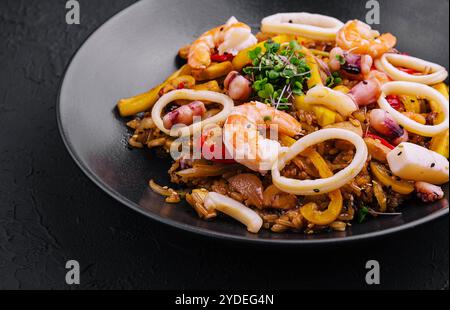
[261,13,344,41]
[152,89,234,137]
[378,82,449,137]
[271,129,368,196]
[375,53,448,85]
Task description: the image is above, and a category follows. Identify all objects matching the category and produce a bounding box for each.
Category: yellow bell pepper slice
[429,83,449,124]
[333,85,350,94]
[294,94,310,112]
[302,47,323,89]
[294,95,339,126]
[117,65,191,117]
[232,35,294,71]
[400,95,421,113]
[310,49,330,57]
[293,47,323,112]
[430,129,449,158]
[370,161,414,195]
[279,134,297,147]
[193,80,221,92]
[402,112,427,125]
[372,180,387,213]
[312,105,337,126]
[433,83,449,99]
[191,61,233,81]
[429,83,449,157]
[300,149,343,226]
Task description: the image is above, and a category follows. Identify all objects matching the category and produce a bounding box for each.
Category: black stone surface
[0,0,448,290]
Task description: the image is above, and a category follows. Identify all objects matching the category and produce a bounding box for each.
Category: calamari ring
[261,13,344,41]
[375,53,448,85]
[271,129,368,196]
[378,82,449,137]
[152,89,234,137]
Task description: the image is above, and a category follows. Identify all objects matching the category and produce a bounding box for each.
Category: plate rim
[56,0,449,246]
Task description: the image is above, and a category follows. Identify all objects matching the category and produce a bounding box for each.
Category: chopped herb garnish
[277,105,290,111]
[326,71,342,88]
[243,39,311,110]
[289,40,301,52]
[248,47,262,61]
[257,83,275,99]
[358,206,370,224]
[336,54,346,65]
[263,115,272,122]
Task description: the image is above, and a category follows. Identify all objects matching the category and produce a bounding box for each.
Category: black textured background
[0,0,448,290]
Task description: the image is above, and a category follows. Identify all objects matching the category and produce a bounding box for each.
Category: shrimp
[188,17,257,70]
[367,69,391,85]
[223,102,302,173]
[336,20,397,59]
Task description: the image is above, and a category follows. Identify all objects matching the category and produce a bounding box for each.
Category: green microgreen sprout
[244,39,311,110]
[326,71,343,88]
[358,205,370,224]
[336,54,346,66]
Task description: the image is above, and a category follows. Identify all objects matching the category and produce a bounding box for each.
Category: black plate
[57,0,449,245]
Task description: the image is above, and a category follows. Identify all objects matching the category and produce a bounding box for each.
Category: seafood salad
[117,13,449,234]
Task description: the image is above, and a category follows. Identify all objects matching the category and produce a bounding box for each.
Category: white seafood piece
[304,86,358,117]
[272,129,368,196]
[204,192,263,233]
[375,53,448,85]
[387,142,449,185]
[261,13,344,41]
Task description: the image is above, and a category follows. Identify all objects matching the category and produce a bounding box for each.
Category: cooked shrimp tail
[223,102,302,173]
[337,20,396,58]
[188,17,257,69]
